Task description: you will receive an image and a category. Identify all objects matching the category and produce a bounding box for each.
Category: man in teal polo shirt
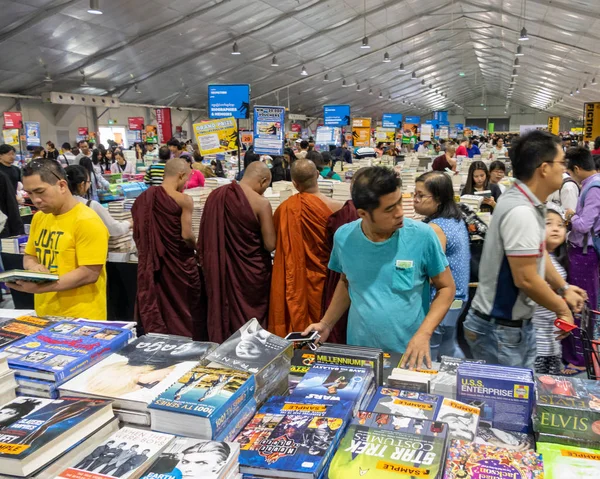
[304,167,455,368]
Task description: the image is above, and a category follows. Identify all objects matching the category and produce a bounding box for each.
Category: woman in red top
[591,136,600,155]
[183,155,205,189]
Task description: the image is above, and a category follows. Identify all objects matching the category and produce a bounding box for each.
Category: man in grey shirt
[465,130,586,369]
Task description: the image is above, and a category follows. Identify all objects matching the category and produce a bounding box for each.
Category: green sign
[488,122,495,133]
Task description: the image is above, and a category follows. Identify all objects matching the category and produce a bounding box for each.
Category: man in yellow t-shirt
[5,159,109,320]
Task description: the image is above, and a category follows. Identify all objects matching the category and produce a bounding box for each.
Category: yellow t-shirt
[24,202,109,320]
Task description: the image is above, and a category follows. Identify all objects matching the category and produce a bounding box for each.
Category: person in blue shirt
[303,167,455,368]
[467,139,481,158]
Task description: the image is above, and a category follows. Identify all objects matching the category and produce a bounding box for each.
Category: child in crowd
[532,204,569,375]
[461,161,502,213]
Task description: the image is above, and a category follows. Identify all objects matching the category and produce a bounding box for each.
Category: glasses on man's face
[24,159,64,182]
[414,193,433,201]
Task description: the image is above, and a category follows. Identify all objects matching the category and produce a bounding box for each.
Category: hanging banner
[352,118,371,147]
[439,126,449,139]
[421,124,433,141]
[324,105,351,127]
[240,131,254,145]
[402,116,420,144]
[126,129,142,145]
[253,105,285,156]
[145,125,158,144]
[3,112,22,130]
[156,108,173,144]
[584,103,600,141]
[382,113,403,129]
[193,117,238,156]
[24,121,41,147]
[316,126,341,146]
[2,129,19,146]
[375,127,396,142]
[547,116,560,135]
[128,117,144,131]
[78,127,89,137]
[433,111,449,123]
[208,84,250,119]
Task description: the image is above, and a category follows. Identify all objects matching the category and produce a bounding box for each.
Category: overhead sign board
[253,105,285,156]
[382,113,403,129]
[323,105,350,127]
[208,84,250,119]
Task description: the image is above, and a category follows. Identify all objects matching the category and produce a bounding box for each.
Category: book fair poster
[352,118,371,147]
[24,121,41,147]
[208,84,250,120]
[382,113,403,129]
[145,125,158,144]
[421,124,433,141]
[194,117,239,156]
[375,127,395,143]
[3,129,19,146]
[402,116,420,143]
[324,105,351,127]
[253,105,285,156]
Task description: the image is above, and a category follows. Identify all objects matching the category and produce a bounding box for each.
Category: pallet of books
[318,179,334,197]
[59,334,217,426]
[2,320,132,400]
[332,181,351,202]
[184,187,211,232]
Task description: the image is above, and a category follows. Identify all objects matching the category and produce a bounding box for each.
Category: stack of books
[0,235,28,254]
[4,320,132,399]
[358,158,372,168]
[318,179,334,197]
[148,364,256,440]
[263,187,282,211]
[108,233,133,253]
[272,181,298,196]
[205,178,232,191]
[235,395,352,479]
[431,356,485,399]
[459,194,484,213]
[107,201,133,222]
[536,442,600,478]
[185,187,211,233]
[332,181,351,202]
[0,353,17,406]
[387,367,437,392]
[59,334,217,426]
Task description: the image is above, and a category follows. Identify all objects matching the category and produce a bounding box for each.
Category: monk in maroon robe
[321,200,359,344]
[198,162,275,343]
[132,158,204,339]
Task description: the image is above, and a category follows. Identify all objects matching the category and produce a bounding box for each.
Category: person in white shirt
[417,141,431,155]
[490,138,508,159]
[548,172,579,212]
[110,151,136,175]
[75,141,92,162]
[58,142,77,167]
[65,165,131,237]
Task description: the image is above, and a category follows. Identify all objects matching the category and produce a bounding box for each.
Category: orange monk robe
[268,193,333,336]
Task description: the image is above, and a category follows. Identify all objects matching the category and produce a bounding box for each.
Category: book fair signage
[128,117,144,131]
[2,129,19,146]
[352,118,371,147]
[323,105,351,127]
[24,121,41,147]
[156,108,173,144]
[375,127,395,142]
[253,106,285,156]
[547,116,560,136]
[583,102,600,141]
[208,84,250,119]
[382,113,403,129]
[3,111,22,129]
[315,126,341,146]
[433,110,449,123]
[402,116,420,143]
[193,117,239,156]
[145,125,158,144]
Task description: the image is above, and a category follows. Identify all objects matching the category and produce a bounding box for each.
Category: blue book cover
[4,321,132,386]
[149,365,255,436]
[214,397,257,442]
[366,386,443,420]
[235,396,352,478]
[290,364,372,404]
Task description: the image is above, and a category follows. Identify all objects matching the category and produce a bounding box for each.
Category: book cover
[436,398,480,442]
[206,319,292,376]
[475,425,535,451]
[0,270,59,283]
[57,426,174,479]
[139,437,238,479]
[290,364,372,404]
[537,442,600,479]
[328,413,449,479]
[444,440,544,479]
[5,321,132,385]
[59,336,216,407]
[235,396,351,478]
[0,316,58,350]
[366,386,442,420]
[0,397,111,460]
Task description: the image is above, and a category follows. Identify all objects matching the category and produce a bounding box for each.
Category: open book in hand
[0,270,59,283]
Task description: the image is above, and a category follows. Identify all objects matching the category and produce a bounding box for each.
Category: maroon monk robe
[132,186,204,339]
[198,182,272,343]
[320,200,359,344]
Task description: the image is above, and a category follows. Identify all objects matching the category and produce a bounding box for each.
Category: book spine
[211,376,256,437]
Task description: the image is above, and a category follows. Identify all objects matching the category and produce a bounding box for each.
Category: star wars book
[149,365,255,440]
[0,396,114,477]
[537,442,600,478]
[235,396,352,479]
[59,335,217,416]
[328,412,449,479]
[443,440,544,479]
[436,398,480,442]
[0,316,59,350]
[56,426,174,479]
[139,437,239,479]
[5,321,132,386]
[366,386,443,420]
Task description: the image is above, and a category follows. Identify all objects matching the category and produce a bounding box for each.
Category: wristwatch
[556,284,570,297]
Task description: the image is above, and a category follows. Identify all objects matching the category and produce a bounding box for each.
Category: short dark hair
[352,166,401,213]
[510,130,561,181]
[158,146,171,161]
[61,142,71,151]
[321,151,332,166]
[566,146,595,172]
[300,140,309,149]
[306,150,323,168]
[78,140,88,147]
[0,144,16,155]
[416,171,463,221]
[167,138,182,150]
[23,159,66,185]
[489,160,506,173]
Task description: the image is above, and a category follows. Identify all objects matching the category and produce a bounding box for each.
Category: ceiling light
[429,84,433,89]
[388,95,392,101]
[511,69,518,77]
[398,63,406,72]
[383,52,390,63]
[342,79,348,87]
[592,78,597,85]
[87,0,102,14]
[323,74,329,82]
[583,82,588,89]
[361,36,370,49]
[185,90,190,98]
[80,76,89,87]
[480,103,484,106]
[459,72,465,77]
[519,27,529,41]
[231,41,241,55]
[576,87,580,94]
[301,65,308,76]
[483,107,487,111]
[271,55,278,67]
[516,45,524,56]
[357,84,361,91]
[421,79,425,86]
[134,84,141,94]
[411,72,417,80]
[379,92,383,99]
[369,88,373,95]
[504,110,507,114]
[514,58,521,67]
[570,91,573,96]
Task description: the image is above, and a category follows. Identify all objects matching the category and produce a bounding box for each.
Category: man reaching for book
[303,167,455,369]
[5,159,109,320]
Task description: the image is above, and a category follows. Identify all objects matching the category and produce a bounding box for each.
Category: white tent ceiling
[0,0,598,119]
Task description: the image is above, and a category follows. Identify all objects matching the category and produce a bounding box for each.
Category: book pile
[401,192,420,220]
[0,354,16,406]
[533,374,600,448]
[329,412,450,479]
[459,194,484,213]
[318,179,334,197]
[205,177,232,191]
[457,363,535,432]
[387,366,437,392]
[59,334,217,426]
[431,356,485,399]
[0,235,28,254]
[108,232,133,253]
[272,180,298,196]
[537,442,600,479]
[185,187,211,232]
[358,158,372,168]
[235,395,352,479]
[149,362,256,440]
[107,200,133,222]
[263,187,282,211]
[332,181,351,202]
[3,320,132,399]
[205,319,293,404]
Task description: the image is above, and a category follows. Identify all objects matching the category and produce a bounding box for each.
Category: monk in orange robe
[268,159,343,336]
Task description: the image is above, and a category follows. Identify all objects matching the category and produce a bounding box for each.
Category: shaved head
[164,158,189,177]
[243,161,271,181]
[291,159,319,191]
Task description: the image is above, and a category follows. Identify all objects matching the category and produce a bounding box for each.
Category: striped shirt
[532,254,566,357]
[144,162,166,186]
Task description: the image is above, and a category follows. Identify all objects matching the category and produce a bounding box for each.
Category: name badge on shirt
[395,260,413,269]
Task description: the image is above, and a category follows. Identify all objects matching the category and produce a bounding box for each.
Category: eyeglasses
[414,193,433,201]
[23,159,65,182]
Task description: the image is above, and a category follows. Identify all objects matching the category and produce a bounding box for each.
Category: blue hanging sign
[208,84,250,119]
[24,121,41,147]
[454,123,464,130]
[323,105,351,127]
[253,105,285,156]
[404,116,421,124]
[382,113,403,129]
[433,111,449,123]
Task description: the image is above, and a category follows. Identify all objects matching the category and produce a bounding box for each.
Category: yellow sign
[583,102,600,141]
[352,117,371,147]
[2,129,19,146]
[376,127,395,142]
[193,117,238,156]
[548,116,560,135]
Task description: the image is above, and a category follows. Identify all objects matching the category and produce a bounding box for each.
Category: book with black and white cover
[475,425,535,451]
[387,368,432,393]
[436,398,480,443]
[59,335,217,417]
[367,386,443,420]
[56,426,174,479]
[139,437,239,479]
